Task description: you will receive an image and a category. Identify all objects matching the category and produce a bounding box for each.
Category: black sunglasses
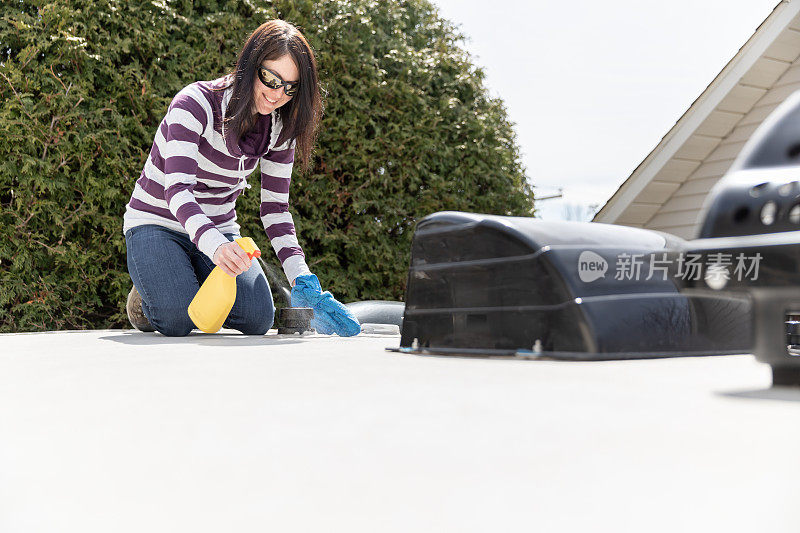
[257,66,299,96]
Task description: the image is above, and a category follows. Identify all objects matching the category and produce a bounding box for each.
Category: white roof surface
[2,329,800,532]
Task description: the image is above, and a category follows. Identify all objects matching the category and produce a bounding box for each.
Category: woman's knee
[148,306,195,337]
[239,319,273,336]
[237,300,275,335]
[234,282,275,335]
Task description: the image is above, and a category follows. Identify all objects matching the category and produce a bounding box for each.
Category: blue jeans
[124,224,274,336]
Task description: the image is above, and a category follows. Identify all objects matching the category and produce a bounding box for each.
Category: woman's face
[252,54,299,115]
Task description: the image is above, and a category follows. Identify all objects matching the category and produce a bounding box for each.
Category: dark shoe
[127,286,154,332]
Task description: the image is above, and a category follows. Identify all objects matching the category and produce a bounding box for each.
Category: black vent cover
[397,212,751,360]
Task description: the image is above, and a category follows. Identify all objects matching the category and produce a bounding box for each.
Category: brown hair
[213,20,322,173]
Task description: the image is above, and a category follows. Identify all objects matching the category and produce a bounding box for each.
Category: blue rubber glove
[291,274,361,336]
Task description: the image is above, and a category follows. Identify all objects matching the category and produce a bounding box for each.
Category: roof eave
[593,0,798,224]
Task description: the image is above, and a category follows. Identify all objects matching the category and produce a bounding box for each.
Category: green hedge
[0,0,535,332]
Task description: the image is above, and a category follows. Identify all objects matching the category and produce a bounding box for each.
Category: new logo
[578,251,608,282]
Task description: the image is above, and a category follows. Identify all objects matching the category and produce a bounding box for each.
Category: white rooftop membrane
[1,329,799,532]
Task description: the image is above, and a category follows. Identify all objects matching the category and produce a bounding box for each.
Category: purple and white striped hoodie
[122,74,312,285]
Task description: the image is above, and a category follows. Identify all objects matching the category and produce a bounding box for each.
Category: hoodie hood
[217,75,273,159]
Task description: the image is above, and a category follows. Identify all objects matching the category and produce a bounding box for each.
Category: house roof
[1,328,799,531]
[594,0,800,239]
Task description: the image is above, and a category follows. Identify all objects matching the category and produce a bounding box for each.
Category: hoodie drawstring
[222,86,251,189]
[239,156,252,189]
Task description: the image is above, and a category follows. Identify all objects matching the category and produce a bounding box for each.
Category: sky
[431,0,780,220]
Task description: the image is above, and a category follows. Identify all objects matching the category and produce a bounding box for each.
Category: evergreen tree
[0,0,535,332]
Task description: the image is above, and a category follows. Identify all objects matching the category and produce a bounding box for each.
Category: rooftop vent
[395,212,751,360]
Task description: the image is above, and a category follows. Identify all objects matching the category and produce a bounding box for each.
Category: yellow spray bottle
[188,237,261,333]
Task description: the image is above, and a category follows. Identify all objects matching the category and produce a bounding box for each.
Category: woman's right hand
[213,241,252,277]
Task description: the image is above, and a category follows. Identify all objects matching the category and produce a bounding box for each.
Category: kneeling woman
[122,19,359,337]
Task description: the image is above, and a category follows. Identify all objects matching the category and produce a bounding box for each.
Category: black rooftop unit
[396,212,751,360]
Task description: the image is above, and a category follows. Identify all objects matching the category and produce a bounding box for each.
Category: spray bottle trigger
[234,237,260,260]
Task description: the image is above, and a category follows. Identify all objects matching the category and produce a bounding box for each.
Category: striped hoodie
[122,74,312,285]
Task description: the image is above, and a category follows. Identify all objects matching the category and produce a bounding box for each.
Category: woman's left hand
[290,274,361,336]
